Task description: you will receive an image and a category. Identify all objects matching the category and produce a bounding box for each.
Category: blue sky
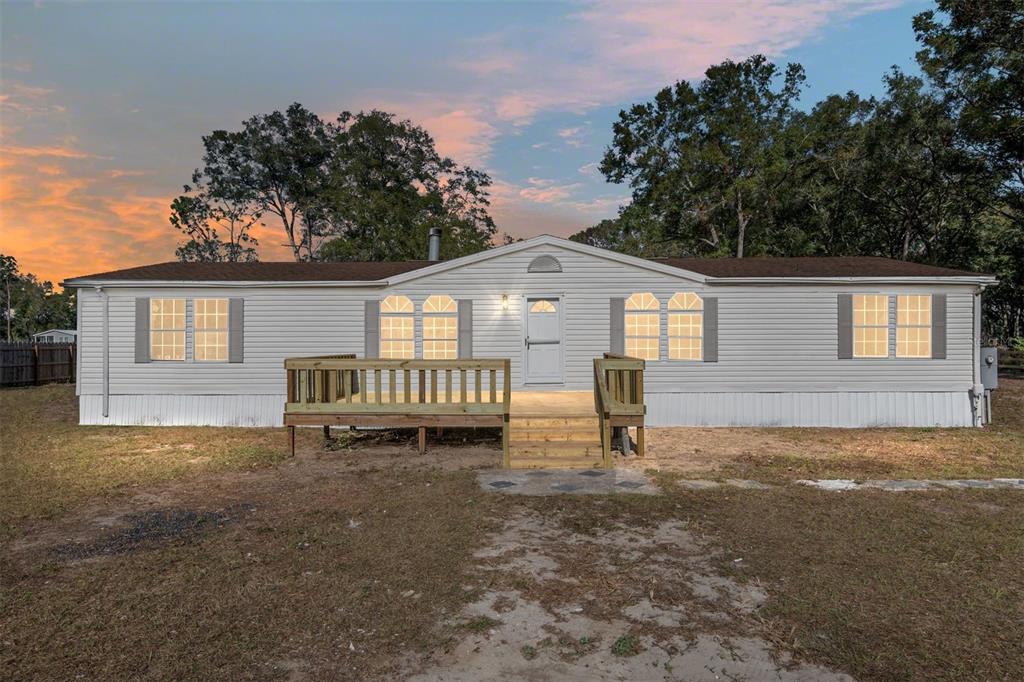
[1,0,931,284]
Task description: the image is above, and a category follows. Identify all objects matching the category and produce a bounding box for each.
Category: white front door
[525,297,562,383]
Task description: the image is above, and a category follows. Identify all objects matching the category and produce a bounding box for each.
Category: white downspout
[971,289,983,427]
[98,286,109,419]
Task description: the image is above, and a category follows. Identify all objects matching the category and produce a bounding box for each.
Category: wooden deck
[282,355,645,469]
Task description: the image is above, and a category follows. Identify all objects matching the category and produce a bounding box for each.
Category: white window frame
[380,295,415,360]
[194,298,229,362]
[625,292,660,361]
[853,294,890,359]
[150,298,186,362]
[667,292,703,361]
[896,294,932,358]
[422,294,458,360]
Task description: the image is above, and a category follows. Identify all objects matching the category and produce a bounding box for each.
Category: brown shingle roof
[66,254,990,283]
[66,260,434,282]
[651,256,988,279]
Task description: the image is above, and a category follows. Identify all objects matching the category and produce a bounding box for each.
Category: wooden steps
[507,414,604,469]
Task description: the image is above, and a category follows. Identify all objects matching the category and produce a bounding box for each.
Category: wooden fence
[0,342,76,387]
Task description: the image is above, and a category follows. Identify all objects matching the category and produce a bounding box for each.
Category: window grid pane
[626,292,659,311]
[669,337,702,361]
[852,294,889,358]
[529,300,557,313]
[625,338,659,361]
[150,299,185,361]
[194,298,228,361]
[896,295,932,358]
[423,340,457,360]
[380,294,415,359]
[668,292,703,311]
[381,295,414,313]
[423,295,456,313]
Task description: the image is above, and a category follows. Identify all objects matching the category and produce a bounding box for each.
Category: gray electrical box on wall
[980,347,998,390]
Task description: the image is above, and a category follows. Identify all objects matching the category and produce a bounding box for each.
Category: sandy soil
[409,509,851,681]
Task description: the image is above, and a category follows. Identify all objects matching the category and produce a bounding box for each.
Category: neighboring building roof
[650,256,988,279]
[32,329,76,336]
[66,260,433,283]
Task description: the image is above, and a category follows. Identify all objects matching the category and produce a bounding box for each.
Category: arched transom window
[423,294,458,359]
[668,292,702,360]
[530,300,557,313]
[625,292,660,360]
[380,295,415,359]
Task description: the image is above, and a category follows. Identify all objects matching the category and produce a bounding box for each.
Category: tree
[914,0,1024,223]
[600,55,806,258]
[1,254,17,341]
[170,191,259,263]
[189,103,334,261]
[317,110,496,261]
[0,254,76,341]
[914,0,1024,339]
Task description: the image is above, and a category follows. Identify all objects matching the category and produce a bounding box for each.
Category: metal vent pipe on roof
[428,227,442,261]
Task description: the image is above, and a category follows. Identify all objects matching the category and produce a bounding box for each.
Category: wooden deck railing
[593,353,646,466]
[284,355,512,463]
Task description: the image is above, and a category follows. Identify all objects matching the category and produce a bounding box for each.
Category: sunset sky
[1,0,929,286]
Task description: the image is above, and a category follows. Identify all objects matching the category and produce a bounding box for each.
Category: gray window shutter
[228,298,244,363]
[457,299,473,358]
[135,298,150,363]
[837,294,853,359]
[364,300,380,358]
[932,294,947,359]
[703,296,718,362]
[610,298,625,354]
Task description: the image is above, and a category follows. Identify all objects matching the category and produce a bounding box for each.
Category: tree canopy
[0,254,76,342]
[172,104,496,263]
[575,5,1023,342]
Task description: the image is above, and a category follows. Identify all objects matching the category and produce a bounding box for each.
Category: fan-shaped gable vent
[527,255,562,273]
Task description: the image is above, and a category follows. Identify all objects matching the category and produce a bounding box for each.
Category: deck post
[288,425,296,457]
[501,414,510,468]
[323,425,331,441]
[636,426,645,458]
[418,426,426,454]
[602,419,612,468]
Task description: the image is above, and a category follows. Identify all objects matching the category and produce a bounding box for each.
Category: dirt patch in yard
[1,458,500,681]
[621,377,1024,481]
[411,508,850,681]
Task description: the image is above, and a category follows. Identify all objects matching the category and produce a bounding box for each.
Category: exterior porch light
[501,294,509,310]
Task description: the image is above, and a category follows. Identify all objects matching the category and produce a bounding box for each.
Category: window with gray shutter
[364,300,380,358]
[837,294,853,359]
[932,293,947,359]
[135,298,150,363]
[228,298,244,363]
[703,297,718,363]
[610,298,625,354]
[457,299,473,358]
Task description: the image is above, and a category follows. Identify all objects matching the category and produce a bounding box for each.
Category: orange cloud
[0,144,102,159]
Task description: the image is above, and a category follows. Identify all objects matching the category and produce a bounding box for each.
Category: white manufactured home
[65,234,996,441]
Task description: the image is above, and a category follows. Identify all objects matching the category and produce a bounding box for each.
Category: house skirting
[646,391,974,428]
[80,390,974,428]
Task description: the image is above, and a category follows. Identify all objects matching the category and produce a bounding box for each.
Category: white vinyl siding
[74,243,978,427]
